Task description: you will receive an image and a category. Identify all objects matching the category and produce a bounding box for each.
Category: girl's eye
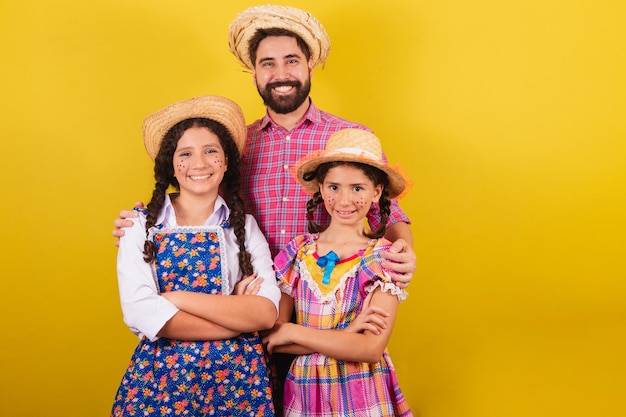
[354,186,362,192]
[178,152,190,157]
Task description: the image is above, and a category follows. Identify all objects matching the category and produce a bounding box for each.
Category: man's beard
[257,79,311,114]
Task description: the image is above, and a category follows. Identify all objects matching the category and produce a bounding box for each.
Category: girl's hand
[262,321,293,354]
[234,273,263,295]
[345,291,390,335]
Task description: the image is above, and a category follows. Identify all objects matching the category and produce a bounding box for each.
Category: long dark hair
[304,161,391,239]
[142,118,253,276]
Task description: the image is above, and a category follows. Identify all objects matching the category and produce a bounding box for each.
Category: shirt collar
[259,97,321,130]
[157,193,230,226]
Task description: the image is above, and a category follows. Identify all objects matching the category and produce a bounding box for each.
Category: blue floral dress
[111,225,274,416]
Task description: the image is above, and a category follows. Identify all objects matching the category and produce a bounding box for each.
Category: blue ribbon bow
[316,250,340,285]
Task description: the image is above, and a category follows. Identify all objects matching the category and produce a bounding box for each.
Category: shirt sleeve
[359,239,409,302]
[274,235,308,297]
[116,215,179,341]
[244,214,281,315]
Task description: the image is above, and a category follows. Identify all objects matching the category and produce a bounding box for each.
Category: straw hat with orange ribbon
[228,4,331,71]
[142,96,246,161]
[294,128,411,199]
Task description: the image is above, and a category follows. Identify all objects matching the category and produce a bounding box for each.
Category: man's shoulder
[246,117,266,133]
[313,106,372,131]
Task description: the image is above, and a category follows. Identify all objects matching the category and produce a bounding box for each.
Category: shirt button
[280,229,286,235]
[283,164,289,170]
[286,135,291,141]
[282,197,289,202]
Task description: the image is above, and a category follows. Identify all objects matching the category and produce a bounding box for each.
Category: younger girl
[112,96,280,416]
[264,128,413,416]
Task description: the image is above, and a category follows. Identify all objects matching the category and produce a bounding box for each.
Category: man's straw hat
[295,128,409,199]
[142,96,246,161]
[228,4,331,70]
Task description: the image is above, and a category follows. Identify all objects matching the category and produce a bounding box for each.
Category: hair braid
[143,181,170,262]
[366,189,391,239]
[306,191,325,234]
[142,122,181,263]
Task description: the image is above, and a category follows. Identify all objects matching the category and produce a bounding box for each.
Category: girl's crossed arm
[264,287,399,364]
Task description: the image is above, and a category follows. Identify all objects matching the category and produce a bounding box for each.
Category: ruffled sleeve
[273,234,311,297]
[358,239,409,302]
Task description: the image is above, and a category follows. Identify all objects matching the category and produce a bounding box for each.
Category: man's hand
[112,201,145,247]
[382,238,416,289]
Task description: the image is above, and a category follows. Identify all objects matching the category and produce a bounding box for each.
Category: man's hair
[248,28,311,67]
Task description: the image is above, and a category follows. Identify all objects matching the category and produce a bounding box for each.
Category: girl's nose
[337,189,351,204]
[190,154,208,168]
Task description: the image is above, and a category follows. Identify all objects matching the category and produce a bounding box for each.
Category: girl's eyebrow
[327,181,368,187]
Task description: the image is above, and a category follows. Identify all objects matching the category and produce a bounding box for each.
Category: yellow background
[1,0,624,416]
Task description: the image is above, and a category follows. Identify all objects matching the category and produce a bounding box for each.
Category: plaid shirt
[241,99,411,257]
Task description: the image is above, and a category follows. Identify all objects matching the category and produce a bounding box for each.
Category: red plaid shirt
[241,100,411,256]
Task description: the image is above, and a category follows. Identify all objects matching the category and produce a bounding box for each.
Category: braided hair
[142,118,253,276]
[304,161,391,239]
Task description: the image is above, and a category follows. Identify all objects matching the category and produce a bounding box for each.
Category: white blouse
[116,194,280,341]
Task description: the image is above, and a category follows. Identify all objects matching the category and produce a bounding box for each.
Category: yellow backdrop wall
[1,0,624,416]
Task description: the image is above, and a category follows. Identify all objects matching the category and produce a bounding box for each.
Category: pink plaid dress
[274,234,412,417]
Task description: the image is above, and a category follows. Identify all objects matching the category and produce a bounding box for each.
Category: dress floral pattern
[111,226,274,416]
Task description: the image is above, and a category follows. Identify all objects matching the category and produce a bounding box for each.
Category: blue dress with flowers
[111,225,274,417]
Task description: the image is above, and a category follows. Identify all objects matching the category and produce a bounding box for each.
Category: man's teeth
[274,86,292,92]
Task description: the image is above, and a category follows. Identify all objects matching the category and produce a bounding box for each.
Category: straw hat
[142,96,246,161]
[228,5,331,70]
[295,128,408,199]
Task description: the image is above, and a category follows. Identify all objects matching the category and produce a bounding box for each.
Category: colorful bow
[316,250,340,285]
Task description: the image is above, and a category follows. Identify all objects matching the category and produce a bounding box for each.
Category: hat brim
[228,5,331,70]
[295,152,408,199]
[142,96,246,161]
